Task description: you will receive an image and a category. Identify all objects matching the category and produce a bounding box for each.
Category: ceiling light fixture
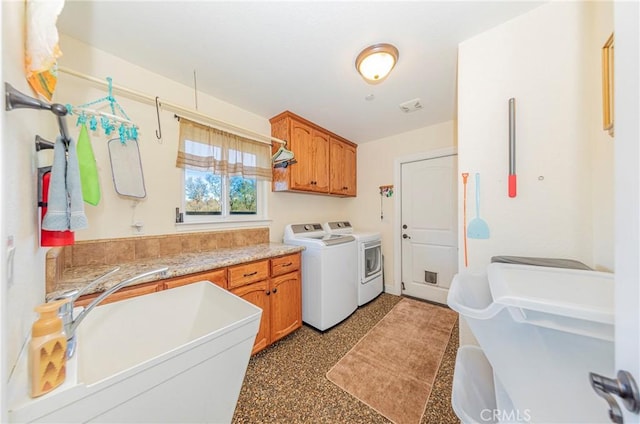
[355,43,399,84]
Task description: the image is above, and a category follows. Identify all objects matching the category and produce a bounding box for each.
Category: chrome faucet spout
[51,266,168,358]
[69,267,169,336]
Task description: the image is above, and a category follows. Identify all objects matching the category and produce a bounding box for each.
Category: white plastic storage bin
[448,264,615,423]
[452,346,497,424]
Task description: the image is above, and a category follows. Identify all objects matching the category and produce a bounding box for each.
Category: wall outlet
[131,222,144,235]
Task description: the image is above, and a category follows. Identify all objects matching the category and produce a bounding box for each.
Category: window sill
[175,218,272,232]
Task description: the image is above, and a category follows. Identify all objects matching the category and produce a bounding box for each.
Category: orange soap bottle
[29,299,68,397]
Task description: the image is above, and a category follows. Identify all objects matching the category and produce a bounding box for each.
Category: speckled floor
[233,293,460,423]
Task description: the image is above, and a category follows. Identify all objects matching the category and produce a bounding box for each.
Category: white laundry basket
[452,346,498,424]
[448,264,615,423]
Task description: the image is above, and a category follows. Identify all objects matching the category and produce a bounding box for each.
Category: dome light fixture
[355,43,399,84]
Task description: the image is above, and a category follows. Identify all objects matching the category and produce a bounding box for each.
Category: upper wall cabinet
[329,137,357,196]
[270,111,357,197]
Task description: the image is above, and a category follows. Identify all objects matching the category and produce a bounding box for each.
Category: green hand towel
[77,124,101,206]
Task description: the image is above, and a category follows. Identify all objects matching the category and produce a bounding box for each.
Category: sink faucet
[51,266,169,358]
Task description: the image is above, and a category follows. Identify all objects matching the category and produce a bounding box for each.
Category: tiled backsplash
[46,228,269,291]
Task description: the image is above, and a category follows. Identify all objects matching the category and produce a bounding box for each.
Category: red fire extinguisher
[40,170,74,247]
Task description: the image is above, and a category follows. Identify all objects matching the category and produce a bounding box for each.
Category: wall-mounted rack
[58,66,287,148]
[5,83,74,211]
[5,83,71,145]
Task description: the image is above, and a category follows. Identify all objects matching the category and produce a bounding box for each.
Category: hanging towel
[25,0,65,101]
[66,138,88,230]
[42,136,89,231]
[77,124,101,205]
[42,137,69,230]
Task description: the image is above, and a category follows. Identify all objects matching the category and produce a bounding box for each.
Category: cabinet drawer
[163,269,227,290]
[270,253,300,277]
[228,260,269,289]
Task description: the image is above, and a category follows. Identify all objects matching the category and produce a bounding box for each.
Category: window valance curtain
[176,117,272,181]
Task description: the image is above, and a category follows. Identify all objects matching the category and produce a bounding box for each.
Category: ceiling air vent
[399,98,423,113]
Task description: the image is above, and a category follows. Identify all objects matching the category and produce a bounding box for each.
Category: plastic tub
[448,264,614,423]
[452,346,497,424]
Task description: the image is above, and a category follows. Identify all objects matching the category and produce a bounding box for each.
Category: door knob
[403,234,411,239]
[590,370,640,423]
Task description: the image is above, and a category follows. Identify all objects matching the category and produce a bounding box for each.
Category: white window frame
[178,169,270,229]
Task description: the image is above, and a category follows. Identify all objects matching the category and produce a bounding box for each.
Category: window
[176,118,272,223]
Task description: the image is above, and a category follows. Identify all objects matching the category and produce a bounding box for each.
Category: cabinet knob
[272,288,278,294]
[266,290,271,295]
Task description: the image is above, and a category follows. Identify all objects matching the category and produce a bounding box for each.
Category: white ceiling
[57,1,544,143]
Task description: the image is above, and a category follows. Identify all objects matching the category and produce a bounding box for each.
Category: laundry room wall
[57,34,351,243]
[457,0,614,275]
[347,120,456,294]
[2,2,59,415]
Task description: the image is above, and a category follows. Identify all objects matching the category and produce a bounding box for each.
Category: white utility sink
[8,281,262,423]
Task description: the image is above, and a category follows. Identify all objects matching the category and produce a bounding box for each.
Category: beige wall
[57,35,352,245]
[347,121,456,293]
[2,2,57,418]
[57,35,271,240]
[458,1,613,273]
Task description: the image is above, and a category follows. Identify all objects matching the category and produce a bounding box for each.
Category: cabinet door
[270,271,302,343]
[343,142,357,196]
[330,138,357,196]
[329,137,346,194]
[163,269,227,290]
[231,280,271,355]
[289,120,315,191]
[311,130,330,192]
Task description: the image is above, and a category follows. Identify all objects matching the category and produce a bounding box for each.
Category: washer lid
[301,234,355,246]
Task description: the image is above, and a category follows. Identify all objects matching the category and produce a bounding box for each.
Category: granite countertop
[47,243,304,301]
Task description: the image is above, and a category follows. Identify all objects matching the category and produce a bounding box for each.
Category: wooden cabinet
[329,137,357,196]
[75,269,227,308]
[230,280,271,353]
[228,260,269,289]
[163,268,227,290]
[283,121,329,193]
[269,272,302,343]
[229,253,302,354]
[270,111,356,197]
[270,253,301,277]
[75,281,163,308]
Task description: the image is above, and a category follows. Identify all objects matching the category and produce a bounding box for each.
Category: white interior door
[400,154,457,304]
[613,3,640,423]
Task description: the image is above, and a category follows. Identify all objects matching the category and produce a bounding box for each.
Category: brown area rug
[326,298,458,424]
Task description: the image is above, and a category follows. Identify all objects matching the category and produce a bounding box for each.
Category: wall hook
[154,96,163,142]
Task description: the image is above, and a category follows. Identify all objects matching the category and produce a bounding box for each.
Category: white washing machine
[323,221,383,306]
[283,223,358,331]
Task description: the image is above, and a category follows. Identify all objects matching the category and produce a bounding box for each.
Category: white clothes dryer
[323,221,383,306]
[283,223,358,331]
